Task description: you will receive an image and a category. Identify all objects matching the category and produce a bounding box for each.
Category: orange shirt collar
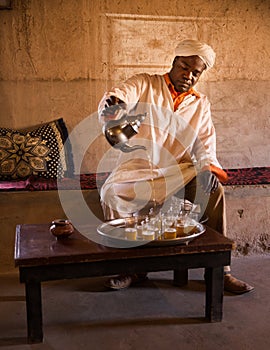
[164,73,200,111]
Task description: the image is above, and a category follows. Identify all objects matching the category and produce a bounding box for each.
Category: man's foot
[224,274,254,294]
[104,273,148,290]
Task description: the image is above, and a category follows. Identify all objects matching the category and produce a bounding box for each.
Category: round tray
[96,218,205,248]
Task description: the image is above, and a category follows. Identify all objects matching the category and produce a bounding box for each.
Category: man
[98,39,254,294]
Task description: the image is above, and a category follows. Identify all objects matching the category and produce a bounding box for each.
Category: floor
[0,255,269,350]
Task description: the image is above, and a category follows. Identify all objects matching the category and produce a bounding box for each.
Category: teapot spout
[118,143,147,153]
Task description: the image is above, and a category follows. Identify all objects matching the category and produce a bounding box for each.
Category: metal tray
[96,218,205,248]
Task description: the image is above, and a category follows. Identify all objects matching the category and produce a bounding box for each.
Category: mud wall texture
[0,0,269,171]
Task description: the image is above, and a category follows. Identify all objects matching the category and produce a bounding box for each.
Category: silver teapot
[103,109,147,153]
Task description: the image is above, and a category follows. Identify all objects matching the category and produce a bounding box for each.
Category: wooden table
[15,223,234,343]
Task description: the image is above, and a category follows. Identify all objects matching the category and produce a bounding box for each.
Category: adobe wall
[0,0,269,172]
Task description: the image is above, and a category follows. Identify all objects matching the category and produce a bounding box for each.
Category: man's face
[169,55,206,93]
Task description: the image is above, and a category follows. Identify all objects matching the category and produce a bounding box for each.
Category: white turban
[175,39,216,70]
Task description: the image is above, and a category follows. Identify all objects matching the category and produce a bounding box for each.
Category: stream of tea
[146,150,157,214]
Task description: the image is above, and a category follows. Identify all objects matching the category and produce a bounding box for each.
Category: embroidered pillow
[0,118,74,180]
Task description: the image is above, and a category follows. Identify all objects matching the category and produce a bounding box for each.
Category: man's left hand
[198,170,219,193]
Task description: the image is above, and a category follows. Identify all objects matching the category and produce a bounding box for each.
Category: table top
[14,223,234,267]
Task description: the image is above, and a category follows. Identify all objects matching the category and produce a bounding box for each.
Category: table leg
[173,268,188,287]
[204,266,224,322]
[25,281,43,343]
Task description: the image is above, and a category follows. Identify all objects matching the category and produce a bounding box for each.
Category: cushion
[0,172,111,191]
[0,118,74,180]
[0,168,270,192]
[223,167,270,186]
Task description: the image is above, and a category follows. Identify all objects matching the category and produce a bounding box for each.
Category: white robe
[98,73,221,219]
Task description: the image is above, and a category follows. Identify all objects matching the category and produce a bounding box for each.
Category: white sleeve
[192,98,222,169]
[98,74,146,125]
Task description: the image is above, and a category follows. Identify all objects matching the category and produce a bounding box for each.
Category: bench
[2,167,269,273]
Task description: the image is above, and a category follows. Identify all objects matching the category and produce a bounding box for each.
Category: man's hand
[198,170,219,193]
[100,96,126,117]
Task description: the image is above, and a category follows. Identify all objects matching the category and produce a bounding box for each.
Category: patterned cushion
[0,118,74,180]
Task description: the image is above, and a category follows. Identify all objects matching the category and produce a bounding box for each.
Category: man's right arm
[98,95,127,125]
[98,73,147,125]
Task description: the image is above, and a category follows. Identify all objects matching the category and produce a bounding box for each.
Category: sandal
[224,274,254,294]
[104,273,148,290]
